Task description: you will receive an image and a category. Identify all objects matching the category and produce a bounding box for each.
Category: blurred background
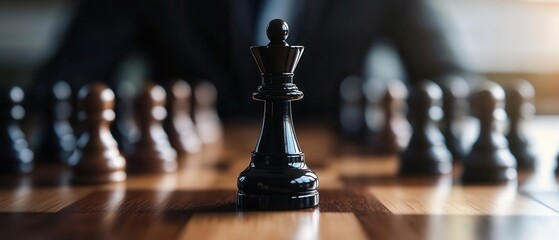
[1,0,559,113]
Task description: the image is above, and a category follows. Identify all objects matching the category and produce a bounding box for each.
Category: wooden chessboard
[1,117,559,240]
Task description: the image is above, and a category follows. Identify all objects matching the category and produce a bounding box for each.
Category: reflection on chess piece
[366,80,409,155]
[193,80,222,144]
[437,76,469,161]
[399,80,452,175]
[164,79,202,159]
[461,81,517,183]
[70,83,126,183]
[127,83,177,173]
[237,19,319,210]
[0,85,34,174]
[39,81,76,165]
[504,79,537,170]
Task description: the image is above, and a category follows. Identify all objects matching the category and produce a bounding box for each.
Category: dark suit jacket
[34,0,461,118]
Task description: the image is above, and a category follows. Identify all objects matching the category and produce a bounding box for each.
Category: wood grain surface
[1,117,558,239]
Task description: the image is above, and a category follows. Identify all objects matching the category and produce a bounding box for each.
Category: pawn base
[398,161,452,175]
[72,170,127,184]
[399,147,453,175]
[461,167,517,183]
[514,153,537,170]
[237,190,318,210]
[127,161,177,174]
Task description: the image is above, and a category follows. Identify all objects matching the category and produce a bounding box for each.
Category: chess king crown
[250,19,304,101]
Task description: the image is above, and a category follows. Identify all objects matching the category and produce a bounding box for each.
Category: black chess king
[237,19,319,210]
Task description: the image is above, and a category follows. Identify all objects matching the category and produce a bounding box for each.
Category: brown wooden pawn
[193,80,222,144]
[70,83,126,184]
[164,79,202,159]
[368,80,409,155]
[127,83,177,173]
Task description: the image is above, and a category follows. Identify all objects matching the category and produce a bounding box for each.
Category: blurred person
[32,0,463,118]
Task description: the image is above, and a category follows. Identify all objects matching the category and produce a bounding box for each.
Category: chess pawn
[461,81,517,183]
[399,80,452,175]
[504,79,537,170]
[164,79,202,159]
[70,83,126,183]
[112,80,139,154]
[436,76,470,161]
[0,86,34,174]
[193,80,222,144]
[366,80,409,155]
[237,19,319,210]
[127,83,177,173]
[338,75,366,142]
[38,81,76,165]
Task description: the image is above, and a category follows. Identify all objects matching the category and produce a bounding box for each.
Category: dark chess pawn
[461,81,517,183]
[399,80,452,175]
[112,80,139,154]
[0,85,34,174]
[237,19,318,210]
[436,76,470,161]
[193,80,222,144]
[338,75,366,142]
[366,80,409,155]
[38,81,76,165]
[504,79,537,170]
[70,83,126,183]
[163,79,202,159]
[127,83,177,173]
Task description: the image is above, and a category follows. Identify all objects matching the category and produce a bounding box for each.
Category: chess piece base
[237,190,318,210]
[461,149,518,183]
[399,146,452,175]
[72,170,126,184]
[237,164,319,210]
[461,167,517,183]
[398,161,452,176]
[127,161,177,174]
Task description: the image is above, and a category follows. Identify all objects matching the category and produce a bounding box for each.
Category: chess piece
[338,75,366,142]
[437,76,469,161]
[193,80,222,144]
[461,81,517,182]
[504,79,537,170]
[70,83,126,183]
[38,81,76,165]
[0,85,34,174]
[399,80,452,175]
[237,19,319,210]
[164,79,202,159]
[112,80,139,154]
[127,83,177,173]
[366,80,409,155]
